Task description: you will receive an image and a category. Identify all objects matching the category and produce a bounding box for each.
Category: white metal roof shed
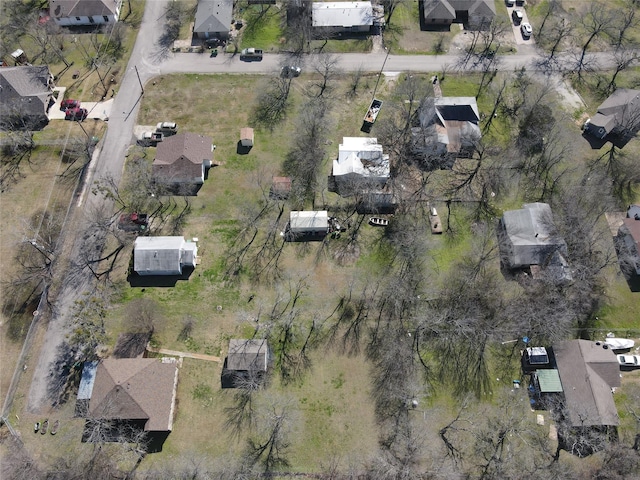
[312,1,373,28]
[289,211,329,234]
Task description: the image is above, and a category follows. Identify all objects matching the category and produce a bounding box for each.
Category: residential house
[152,132,213,188]
[330,137,390,197]
[133,236,198,276]
[80,357,179,432]
[414,96,481,164]
[525,340,620,456]
[50,0,123,26]
[616,204,640,276]
[222,339,270,388]
[422,0,496,30]
[585,89,640,140]
[0,65,54,130]
[194,0,233,40]
[311,1,377,34]
[498,203,571,281]
[286,210,329,240]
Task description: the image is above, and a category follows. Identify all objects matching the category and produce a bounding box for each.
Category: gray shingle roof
[0,66,52,119]
[50,0,120,18]
[553,340,620,427]
[194,0,233,34]
[500,202,568,268]
[228,339,269,371]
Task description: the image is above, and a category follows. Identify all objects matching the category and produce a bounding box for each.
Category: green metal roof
[537,369,563,393]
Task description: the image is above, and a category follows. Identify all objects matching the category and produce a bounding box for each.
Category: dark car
[511,9,524,25]
[60,99,80,111]
[65,107,88,121]
[281,66,301,78]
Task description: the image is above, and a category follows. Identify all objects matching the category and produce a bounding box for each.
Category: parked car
[65,107,88,121]
[505,0,515,6]
[520,22,533,38]
[281,66,301,78]
[60,99,80,111]
[156,121,177,134]
[512,9,524,25]
[617,354,640,367]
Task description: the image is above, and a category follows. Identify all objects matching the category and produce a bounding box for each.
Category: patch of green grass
[239,5,284,50]
[309,38,373,53]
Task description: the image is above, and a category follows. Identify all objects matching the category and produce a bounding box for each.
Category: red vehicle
[65,107,88,121]
[60,99,80,111]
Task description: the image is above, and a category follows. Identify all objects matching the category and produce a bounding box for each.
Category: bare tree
[254,76,293,128]
[307,53,340,98]
[574,2,615,80]
[244,394,295,474]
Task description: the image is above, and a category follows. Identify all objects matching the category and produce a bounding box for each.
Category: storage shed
[240,127,254,147]
[133,236,198,276]
[289,211,329,235]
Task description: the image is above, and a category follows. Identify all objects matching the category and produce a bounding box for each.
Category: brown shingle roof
[89,358,179,431]
[153,133,212,184]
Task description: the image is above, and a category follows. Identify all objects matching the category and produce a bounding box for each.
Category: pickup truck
[156,121,177,134]
[139,131,163,146]
[240,47,263,61]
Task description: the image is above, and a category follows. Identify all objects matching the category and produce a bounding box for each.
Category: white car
[505,0,515,6]
[617,354,640,367]
[520,23,533,38]
[156,121,177,133]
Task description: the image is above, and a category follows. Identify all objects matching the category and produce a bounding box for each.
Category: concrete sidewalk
[146,344,222,363]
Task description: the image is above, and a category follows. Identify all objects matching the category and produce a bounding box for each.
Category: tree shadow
[112,332,152,358]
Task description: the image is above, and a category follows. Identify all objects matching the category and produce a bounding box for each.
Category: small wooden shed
[240,127,254,147]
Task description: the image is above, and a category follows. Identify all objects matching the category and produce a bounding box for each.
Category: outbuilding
[287,210,329,240]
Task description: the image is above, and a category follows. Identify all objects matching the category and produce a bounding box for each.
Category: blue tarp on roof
[77,361,98,400]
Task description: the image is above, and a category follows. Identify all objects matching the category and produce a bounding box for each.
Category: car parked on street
[65,107,88,121]
[617,354,640,368]
[520,22,532,38]
[512,9,524,25]
[60,99,80,111]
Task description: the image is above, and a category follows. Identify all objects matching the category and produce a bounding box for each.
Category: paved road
[24,0,635,414]
[26,0,170,414]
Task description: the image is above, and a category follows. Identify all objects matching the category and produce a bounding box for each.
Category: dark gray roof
[553,340,620,427]
[50,0,120,18]
[228,339,268,371]
[194,0,233,34]
[423,0,495,20]
[0,66,52,119]
[590,88,640,133]
[500,202,568,268]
